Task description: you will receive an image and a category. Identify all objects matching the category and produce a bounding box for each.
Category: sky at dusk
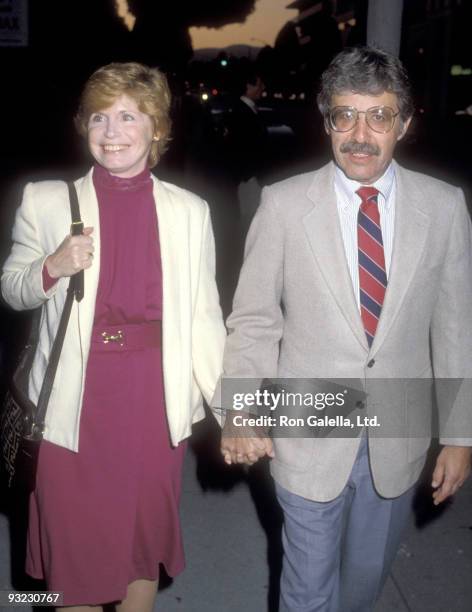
[189,0,298,49]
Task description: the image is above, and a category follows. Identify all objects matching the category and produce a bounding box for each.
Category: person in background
[219,46,472,611]
[1,62,225,612]
[227,68,268,231]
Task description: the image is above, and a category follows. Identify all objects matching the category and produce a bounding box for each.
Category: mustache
[340,141,380,156]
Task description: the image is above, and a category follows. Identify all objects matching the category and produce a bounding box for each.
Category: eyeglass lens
[330,107,397,133]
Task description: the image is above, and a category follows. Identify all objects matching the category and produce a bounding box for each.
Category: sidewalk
[158,423,472,612]
[1,421,471,612]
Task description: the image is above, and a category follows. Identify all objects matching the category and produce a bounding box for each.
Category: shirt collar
[334,162,395,211]
[240,96,258,113]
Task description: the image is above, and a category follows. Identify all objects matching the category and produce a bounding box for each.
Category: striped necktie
[357,186,387,347]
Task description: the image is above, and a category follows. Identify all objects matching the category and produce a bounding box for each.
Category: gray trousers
[275,436,414,612]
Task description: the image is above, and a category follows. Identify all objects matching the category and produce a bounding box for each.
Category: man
[219,47,472,611]
[227,69,268,229]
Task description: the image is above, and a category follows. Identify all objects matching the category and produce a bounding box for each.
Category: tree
[24,0,258,77]
[129,1,257,71]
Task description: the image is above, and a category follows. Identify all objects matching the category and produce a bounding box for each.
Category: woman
[1,62,226,611]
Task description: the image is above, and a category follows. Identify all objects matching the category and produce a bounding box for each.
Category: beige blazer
[219,161,472,501]
[1,169,226,452]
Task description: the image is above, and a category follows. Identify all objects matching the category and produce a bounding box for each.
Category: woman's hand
[221,434,274,466]
[45,227,95,279]
[221,410,275,466]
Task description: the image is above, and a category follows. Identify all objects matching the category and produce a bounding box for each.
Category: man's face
[246,77,265,101]
[326,91,411,184]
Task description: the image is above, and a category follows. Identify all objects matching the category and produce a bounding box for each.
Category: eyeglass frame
[327,105,400,134]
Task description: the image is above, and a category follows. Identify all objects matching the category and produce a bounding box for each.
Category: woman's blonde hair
[75,62,172,167]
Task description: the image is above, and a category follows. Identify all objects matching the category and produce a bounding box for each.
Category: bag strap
[68,181,84,302]
[30,182,84,437]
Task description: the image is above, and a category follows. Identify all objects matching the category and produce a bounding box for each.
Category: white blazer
[1,169,226,452]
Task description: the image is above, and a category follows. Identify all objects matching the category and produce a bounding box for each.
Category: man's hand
[431,445,472,506]
[221,411,275,466]
[221,435,274,466]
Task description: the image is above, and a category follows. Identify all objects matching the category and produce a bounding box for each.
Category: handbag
[0,182,84,492]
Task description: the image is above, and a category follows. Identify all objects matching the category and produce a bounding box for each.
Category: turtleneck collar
[92,163,152,192]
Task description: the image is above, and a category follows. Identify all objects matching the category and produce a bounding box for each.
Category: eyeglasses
[328,106,400,133]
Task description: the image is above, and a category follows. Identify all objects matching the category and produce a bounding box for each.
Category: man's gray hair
[317,46,414,122]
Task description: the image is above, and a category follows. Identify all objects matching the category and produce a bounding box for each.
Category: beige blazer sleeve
[429,188,472,445]
[1,182,62,309]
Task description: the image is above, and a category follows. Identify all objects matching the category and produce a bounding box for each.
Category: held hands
[431,445,472,505]
[221,410,275,466]
[45,227,94,278]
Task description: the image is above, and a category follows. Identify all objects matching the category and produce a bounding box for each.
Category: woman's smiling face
[87,94,155,178]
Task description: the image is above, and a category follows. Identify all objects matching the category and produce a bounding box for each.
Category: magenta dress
[26,165,186,606]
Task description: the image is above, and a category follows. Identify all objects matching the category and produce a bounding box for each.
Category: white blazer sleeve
[191,203,226,407]
[1,182,60,310]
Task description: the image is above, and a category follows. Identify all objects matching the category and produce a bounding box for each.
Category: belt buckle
[101,330,124,346]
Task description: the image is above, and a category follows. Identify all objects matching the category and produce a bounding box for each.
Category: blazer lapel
[74,169,101,340]
[370,162,430,355]
[151,176,184,349]
[303,163,369,351]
